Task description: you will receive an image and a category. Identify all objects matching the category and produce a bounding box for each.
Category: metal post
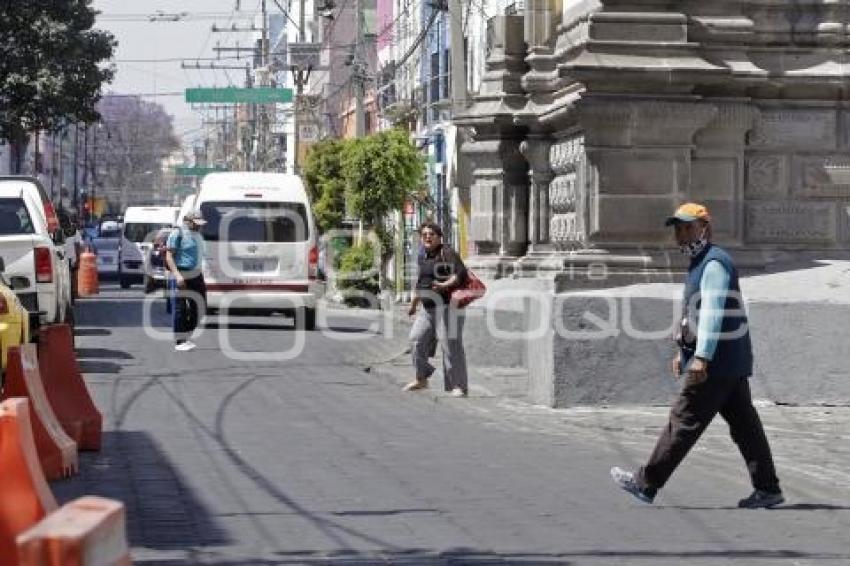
[73,124,79,212]
[293,70,303,174]
[91,127,97,223]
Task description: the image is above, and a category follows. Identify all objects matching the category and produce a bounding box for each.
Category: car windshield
[199,201,309,243]
[0,198,36,235]
[124,222,171,243]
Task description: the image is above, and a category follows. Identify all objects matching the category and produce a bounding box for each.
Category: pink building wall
[376,0,393,51]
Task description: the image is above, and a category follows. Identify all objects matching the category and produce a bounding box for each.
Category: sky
[93,1,264,150]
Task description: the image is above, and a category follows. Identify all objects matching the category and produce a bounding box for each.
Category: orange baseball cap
[665,203,711,226]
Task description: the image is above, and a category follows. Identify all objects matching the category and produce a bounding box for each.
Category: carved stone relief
[745,202,836,243]
[548,135,585,247]
[746,155,787,199]
[749,110,836,150]
[794,157,850,198]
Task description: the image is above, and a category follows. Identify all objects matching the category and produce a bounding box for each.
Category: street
[55,286,850,565]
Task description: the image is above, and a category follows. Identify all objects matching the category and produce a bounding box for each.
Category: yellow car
[0,277,30,372]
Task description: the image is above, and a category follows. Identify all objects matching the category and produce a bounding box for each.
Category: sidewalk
[337,300,532,401]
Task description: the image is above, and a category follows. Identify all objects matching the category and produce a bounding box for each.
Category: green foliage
[0,1,116,146]
[341,128,425,230]
[336,243,379,298]
[303,139,347,232]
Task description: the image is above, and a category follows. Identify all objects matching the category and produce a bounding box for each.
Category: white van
[119,206,179,289]
[196,173,324,329]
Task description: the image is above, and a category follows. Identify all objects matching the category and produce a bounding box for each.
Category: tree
[94,95,181,209]
[341,127,425,287]
[0,1,116,172]
[302,139,347,232]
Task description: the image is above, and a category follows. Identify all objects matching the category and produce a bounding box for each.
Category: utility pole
[448,0,468,114]
[354,0,366,138]
[73,124,79,212]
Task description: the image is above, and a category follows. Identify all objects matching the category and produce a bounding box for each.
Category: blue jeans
[169,273,206,343]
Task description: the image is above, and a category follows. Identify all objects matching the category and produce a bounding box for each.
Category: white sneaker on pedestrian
[175,341,196,352]
[449,387,467,398]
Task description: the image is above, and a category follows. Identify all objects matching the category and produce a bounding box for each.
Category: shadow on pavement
[52,430,231,549]
[76,347,135,360]
[324,326,375,334]
[78,360,123,374]
[130,547,850,565]
[203,321,293,332]
[74,327,112,337]
[658,503,850,511]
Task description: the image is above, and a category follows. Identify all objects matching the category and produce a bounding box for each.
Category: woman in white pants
[403,222,469,397]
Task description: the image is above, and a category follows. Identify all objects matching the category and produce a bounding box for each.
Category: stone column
[462,138,529,257]
[519,136,553,251]
[577,97,717,245]
[691,102,758,246]
[455,15,530,261]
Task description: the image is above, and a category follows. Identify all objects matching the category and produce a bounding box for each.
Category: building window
[430,51,440,104]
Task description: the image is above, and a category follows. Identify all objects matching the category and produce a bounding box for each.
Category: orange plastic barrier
[3,345,79,480]
[16,496,131,566]
[37,324,102,451]
[77,250,99,297]
[0,398,59,564]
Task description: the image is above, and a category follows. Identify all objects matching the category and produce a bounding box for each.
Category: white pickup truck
[0,177,74,329]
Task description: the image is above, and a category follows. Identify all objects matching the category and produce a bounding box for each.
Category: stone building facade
[453,2,850,406]
[458,1,850,282]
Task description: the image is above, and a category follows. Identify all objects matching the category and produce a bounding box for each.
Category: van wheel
[296,307,316,331]
[120,276,132,289]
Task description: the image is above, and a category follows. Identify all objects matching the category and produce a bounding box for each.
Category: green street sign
[174,166,227,176]
[185,87,293,104]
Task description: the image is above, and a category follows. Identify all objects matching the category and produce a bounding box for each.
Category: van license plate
[243,259,265,272]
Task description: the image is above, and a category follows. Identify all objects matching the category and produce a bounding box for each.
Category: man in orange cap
[611,203,783,508]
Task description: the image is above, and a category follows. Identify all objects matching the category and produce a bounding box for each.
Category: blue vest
[681,244,753,379]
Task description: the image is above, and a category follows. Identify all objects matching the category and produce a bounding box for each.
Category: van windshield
[0,198,35,235]
[199,201,309,243]
[124,222,171,243]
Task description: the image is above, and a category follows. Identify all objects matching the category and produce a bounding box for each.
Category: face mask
[679,227,708,257]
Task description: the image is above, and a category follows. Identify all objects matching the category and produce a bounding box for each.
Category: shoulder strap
[169,228,182,249]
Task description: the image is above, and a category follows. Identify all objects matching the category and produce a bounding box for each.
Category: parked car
[92,220,121,278]
[119,206,179,289]
[0,178,74,330]
[0,259,31,371]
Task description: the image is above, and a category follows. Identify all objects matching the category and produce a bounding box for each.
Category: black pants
[638,375,780,493]
[172,273,206,343]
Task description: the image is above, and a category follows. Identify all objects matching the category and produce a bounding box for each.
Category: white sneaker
[449,387,467,398]
[175,341,196,352]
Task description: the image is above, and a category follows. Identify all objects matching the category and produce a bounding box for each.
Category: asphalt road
[53,285,850,565]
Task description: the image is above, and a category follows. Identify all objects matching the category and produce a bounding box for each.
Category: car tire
[120,275,132,289]
[296,307,316,331]
[143,276,154,294]
[63,303,75,327]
